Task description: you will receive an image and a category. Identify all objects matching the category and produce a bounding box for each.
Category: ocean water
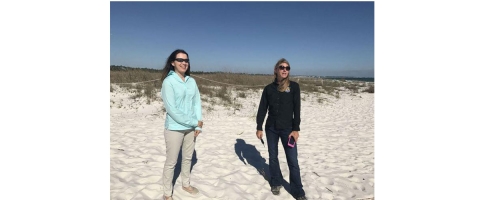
[322,77,374,82]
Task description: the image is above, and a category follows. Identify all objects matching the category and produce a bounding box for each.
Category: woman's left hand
[288,131,299,142]
[194,130,201,137]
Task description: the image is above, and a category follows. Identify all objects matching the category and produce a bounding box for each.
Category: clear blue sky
[111,2,374,77]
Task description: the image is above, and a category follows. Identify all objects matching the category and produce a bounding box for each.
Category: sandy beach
[110,85,374,200]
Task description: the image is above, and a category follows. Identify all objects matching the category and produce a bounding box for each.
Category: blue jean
[266,125,305,198]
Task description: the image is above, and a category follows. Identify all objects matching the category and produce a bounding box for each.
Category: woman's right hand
[256,130,263,140]
[197,121,203,128]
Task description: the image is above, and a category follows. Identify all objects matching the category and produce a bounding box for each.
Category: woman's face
[171,53,189,75]
[276,62,290,80]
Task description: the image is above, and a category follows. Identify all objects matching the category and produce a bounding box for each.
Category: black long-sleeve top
[256,80,301,131]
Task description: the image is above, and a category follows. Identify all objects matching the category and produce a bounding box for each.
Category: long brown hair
[274,58,290,92]
[161,49,191,82]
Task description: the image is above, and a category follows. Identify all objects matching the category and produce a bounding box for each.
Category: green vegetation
[110,65,374,107]
[363,84,374,93]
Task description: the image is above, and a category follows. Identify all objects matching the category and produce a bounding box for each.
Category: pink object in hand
[287,136,295,147]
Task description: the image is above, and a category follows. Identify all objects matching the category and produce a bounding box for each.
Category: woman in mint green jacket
[160,49,203,200]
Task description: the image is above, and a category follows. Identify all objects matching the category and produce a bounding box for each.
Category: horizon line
[110,65,375,79]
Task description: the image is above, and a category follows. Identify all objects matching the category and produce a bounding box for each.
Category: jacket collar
[167,70,190,83]
[272,78,279,85]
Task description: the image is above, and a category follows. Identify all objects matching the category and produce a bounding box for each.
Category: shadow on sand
[172,149,198,187]
[234,139,291,195]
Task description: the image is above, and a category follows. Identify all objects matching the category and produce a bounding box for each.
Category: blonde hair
[274,58,290,92]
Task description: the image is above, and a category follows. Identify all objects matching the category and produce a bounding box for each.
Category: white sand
[110,85,374,200]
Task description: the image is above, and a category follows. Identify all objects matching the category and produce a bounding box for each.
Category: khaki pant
[162,128,195,196]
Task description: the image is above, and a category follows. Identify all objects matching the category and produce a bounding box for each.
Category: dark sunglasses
[278,66,290,71]
[174,58,190,63]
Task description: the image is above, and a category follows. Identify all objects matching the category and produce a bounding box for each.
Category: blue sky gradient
[111,2,374,77]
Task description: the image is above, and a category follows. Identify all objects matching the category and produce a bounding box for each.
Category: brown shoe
[182,185,199,195]
[163,196,173,200]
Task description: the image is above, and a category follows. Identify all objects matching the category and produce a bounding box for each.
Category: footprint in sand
[339,172,354,178]
[321,192,334,199]
[115,171,134,182]
[331,185,343,193]
[134,175,161,185]
[368,178,375,187]
[139,187,162,199]
[354,182,366,191]
[350,176,363,182]
[334,178,358,192]
[319,176,334,185]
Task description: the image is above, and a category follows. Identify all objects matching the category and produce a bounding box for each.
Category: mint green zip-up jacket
[161,70,202,131]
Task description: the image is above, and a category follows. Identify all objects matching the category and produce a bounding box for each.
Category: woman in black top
[256,58,307,200]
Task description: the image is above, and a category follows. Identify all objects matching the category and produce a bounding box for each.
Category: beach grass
[110,66,374,106]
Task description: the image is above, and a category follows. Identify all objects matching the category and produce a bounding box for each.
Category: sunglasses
[174,58,190,63]
[278,66,290,71]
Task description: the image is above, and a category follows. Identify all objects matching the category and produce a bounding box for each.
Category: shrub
[363,85,374,93]
[216,86,232,105]
[238,92,247,98]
